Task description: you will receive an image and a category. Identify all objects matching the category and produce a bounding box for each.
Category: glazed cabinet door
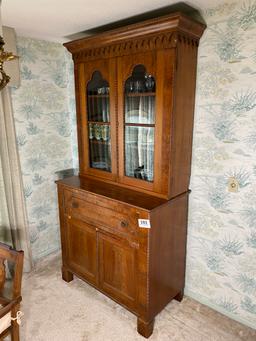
[117,49,175,197]
[98,231,138,311]
[75,59,117,181]
[66,217,97,285]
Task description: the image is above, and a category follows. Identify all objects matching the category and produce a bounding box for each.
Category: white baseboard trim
[184,288,256,331]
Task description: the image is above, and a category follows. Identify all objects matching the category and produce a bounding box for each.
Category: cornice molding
[71,31,199,63]
[64,12,205,62]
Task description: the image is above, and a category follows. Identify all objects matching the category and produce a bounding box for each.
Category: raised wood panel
[98,232,137,310]
[66,217,97,284]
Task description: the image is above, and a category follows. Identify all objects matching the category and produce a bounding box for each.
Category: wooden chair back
[0,243,24,300]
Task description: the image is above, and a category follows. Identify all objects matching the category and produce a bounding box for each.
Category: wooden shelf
[89,139,110,144]
[88,121,110,125]
[125,92,155,97]
[125,123,155,127]
[88,94,109,98]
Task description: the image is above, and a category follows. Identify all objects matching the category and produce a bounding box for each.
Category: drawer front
[63,188,149,239]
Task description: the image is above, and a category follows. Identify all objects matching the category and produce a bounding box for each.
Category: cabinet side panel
[149,193,189,317]
[169,39,199,197]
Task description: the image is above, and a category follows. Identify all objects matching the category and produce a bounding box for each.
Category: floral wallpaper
[11,37,76,261]
[185,0,256,329]
[8,0,256,330]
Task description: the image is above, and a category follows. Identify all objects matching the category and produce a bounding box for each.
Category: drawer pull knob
[121,220,128,228]
[68,215,71,219]
[72,201,79,208]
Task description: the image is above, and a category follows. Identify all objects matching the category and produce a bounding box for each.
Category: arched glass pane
[124,65,155,182]
[86,71,111,172]
[87,71,110,122]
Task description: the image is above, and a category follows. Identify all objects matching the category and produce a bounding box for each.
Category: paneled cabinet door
[98,231,138,311]
[76,58,117,181]
[66,217,97,285]
[117,50,175,197]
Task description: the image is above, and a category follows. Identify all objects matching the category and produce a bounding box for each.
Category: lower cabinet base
[137,317,155,338]
[57,184,189,338]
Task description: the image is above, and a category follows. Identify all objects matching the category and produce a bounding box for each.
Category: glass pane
[125,126,154,182]
[88,123,111,172]
[125,65,156,94]
[86,71,111,172]
[124,65,155,182]
[124,64,155,124]
[87,95,110,122]
[125,95,155,124]
[87,71,110,122]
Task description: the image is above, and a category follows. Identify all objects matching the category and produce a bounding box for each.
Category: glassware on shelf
[97,86,110,95]
[134,80,144,93]
[94,124,101,140]
[88,124,110,141]
[145,74,155,92]
[134,165,148,180]
[127,81,134,93]
[89,123,94,139]
[102,125,109,141]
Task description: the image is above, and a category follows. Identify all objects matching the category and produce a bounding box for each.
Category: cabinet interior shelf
[88,121,110,125]
[125,123,155,127]
[125,92,155,97]
[88,94,109,98]
[89,139,110,144]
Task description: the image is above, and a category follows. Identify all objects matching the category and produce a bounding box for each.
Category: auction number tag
[138,219,151,228]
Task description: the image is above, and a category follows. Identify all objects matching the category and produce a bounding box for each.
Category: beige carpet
[18,253,256,341]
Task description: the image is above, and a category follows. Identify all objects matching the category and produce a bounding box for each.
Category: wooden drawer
[63,188,148,238]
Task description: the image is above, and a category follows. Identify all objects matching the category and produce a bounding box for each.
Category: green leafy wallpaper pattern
[11,37,76,260]
[185,0,256,329]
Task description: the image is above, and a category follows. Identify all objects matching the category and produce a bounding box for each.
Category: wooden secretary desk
[56,12,205,338]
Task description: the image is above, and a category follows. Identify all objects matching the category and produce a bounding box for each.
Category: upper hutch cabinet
[58,12,205,338]
[68,13,205,199]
